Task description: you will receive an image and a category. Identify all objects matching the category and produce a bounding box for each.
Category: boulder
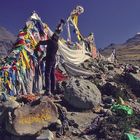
[36,129,54,140]
[124,73,140,95]
[5,97,58,136]
[101,82,119,96]
[63,77,101,110]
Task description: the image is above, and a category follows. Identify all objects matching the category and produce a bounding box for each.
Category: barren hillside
[101,33,140,65]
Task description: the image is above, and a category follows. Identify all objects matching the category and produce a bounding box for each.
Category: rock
[106,71,116,81]
[124,64,139,74]
[101,82,119,96]
[131,128,140,138]
[56,82,64,94]
[0,92,8,101]
[0,98,20,125]
[2,97,20,110]
[126,100,140,113]
[63,77,101,110]
[0,104,7,124]
[107,64,114,70]
[36,130,54,140]
[82,135,90,140]
[124,73,140,94]
[6,97,58,136]
[98,65,108,73]
[103,66,109,72]
[2,135,35,140]
[132,66,140,73]
[56,119,62,126]
[68,119,79,128]
[103,97,115,105]
[71,129,81,136]
[100,108,113,116]
[81,61,91,70]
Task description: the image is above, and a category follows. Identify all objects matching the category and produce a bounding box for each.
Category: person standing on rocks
[39,19,65,96]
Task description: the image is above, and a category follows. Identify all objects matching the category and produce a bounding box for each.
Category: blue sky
[0,0,140,48]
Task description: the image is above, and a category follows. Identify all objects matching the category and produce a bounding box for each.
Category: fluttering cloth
[58,41,90,65]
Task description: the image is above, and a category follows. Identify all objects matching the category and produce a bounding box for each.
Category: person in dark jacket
[39,19,65,96]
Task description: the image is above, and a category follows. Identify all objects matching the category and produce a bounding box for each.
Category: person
[84,32,95,52]
[39,19,65,96]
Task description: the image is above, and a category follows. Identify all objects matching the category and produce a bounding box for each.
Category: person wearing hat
[39,19,65,96]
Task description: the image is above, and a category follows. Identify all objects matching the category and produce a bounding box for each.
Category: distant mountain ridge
[125,33,140,45]
[101,33,140,65]
[0,26,16,41]
[0,26,16,57]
